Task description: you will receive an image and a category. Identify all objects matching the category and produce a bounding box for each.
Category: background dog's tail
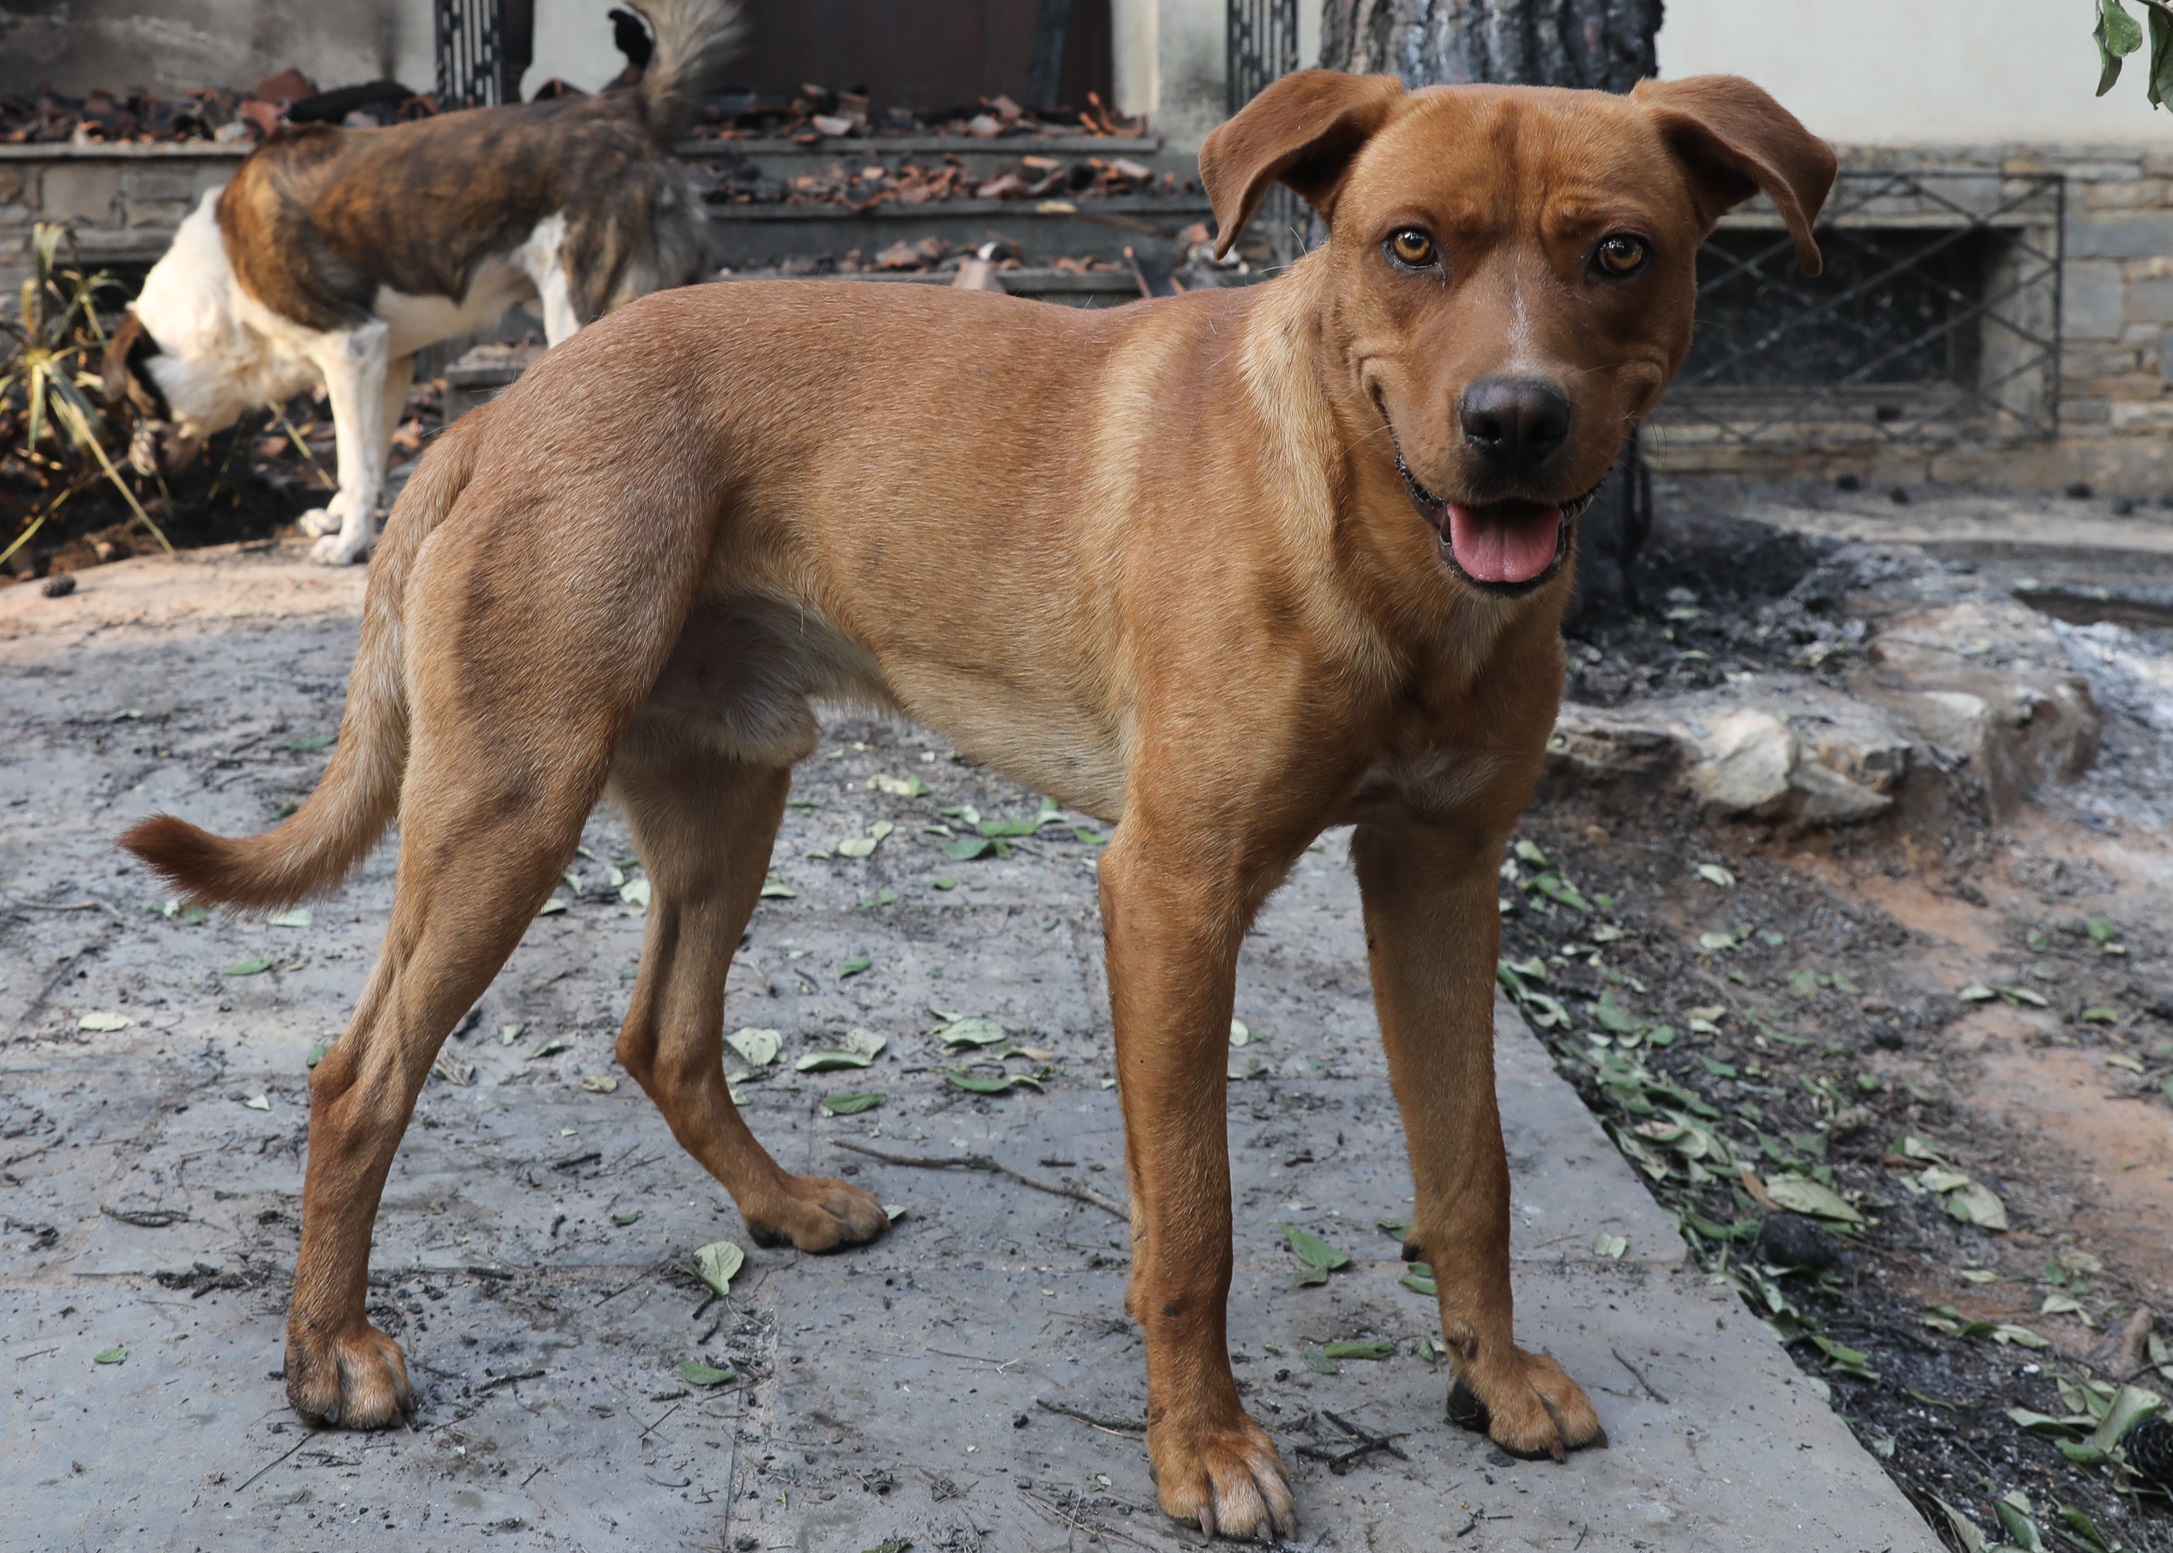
[629,0,746,140]
[118,428,479,910]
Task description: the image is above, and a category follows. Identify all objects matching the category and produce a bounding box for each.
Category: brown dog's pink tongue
[1446,501,1563,584]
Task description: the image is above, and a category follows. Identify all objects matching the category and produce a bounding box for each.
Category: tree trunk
[1319,0,1663,92]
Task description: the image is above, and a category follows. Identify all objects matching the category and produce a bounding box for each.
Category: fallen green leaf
[1696,863,1736,888]
[943,1070,1044,1094]
[93,1345,126,1365]
[678,1360,736,1387]
[1760,1172,1864,1225]
[242,1094,270,1111]
[1592,1231,1628,1259]
[759,874,798,899]
[796,1048,873,1071]
[77,1011,132,1032]
[611,1210,642,1226]
[222,958,272,976]
[692,1240,744,1298]
[822,1091,884,1116]
[727,1027,781,1067]
[931,1014,1007,1047]
[838,955,872,979]
[1281,1224,1351,1286]
[1322,1339,1393,1360]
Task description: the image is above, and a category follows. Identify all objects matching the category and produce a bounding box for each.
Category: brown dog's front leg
[1352,819,1604,1461]
[1099,831,1295,1542]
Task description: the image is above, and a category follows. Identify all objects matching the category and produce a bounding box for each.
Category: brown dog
[123,69,1831,1540]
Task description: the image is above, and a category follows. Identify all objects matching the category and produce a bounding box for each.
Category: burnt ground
[1518,487,2173,1551]
[1,379,447,583]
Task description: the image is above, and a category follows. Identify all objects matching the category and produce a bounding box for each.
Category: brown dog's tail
[628,0,745,140]
[119,427,478,910]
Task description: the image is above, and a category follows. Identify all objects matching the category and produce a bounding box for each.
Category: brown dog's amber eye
[1595,235,1650,276]
[1387,228,1437,268]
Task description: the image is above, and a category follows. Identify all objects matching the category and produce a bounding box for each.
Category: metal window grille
[1226,0,1302,262]
[1657,170,2066,450]
[436,0,507,108]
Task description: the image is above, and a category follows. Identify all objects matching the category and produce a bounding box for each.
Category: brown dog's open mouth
[1394,449,1602,595]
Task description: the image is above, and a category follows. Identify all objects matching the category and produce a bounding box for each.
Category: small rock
[41,573,76,598]
[2065,481,2094,500]
[1834,473,1861,492]
[1755,1213,1841,1271]
[1871,1024,1905,1051]
[1888,486,1911,505]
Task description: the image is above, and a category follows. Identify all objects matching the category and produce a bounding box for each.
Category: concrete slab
[0,548,1937,1550]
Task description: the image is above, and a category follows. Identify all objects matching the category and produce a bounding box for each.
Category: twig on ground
[12,898,125,922]
[1034,1396,1146,1435]
[232,1431,313,1492]
[1017,1487,1155,1550]
[833,1139,1127,1219]
[475,1368,546,1393]
[1610,1347,1670,1405]
[1297,1409,1409,1474]
[637,1401,683,1442]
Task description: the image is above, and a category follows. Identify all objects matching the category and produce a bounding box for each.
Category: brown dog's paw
[285,1321,414,1429]
[744,1175,890,1253]
[1149,1409,1296,1542]
[1445,1346,1605,1461]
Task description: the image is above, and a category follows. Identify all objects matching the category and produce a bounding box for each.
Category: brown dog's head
[1201,71,1834,596]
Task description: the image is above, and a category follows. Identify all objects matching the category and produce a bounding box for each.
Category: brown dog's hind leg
[611,729,888,1253]
[287,761,601,1430]
[1352,819,1604,1461]
[1099,827,1297,1542]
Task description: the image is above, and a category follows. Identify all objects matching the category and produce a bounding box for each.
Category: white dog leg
[519,214,582,346]
[304,320,392,566]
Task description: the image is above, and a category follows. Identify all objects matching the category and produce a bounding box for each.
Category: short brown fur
[122,71,1832,1540]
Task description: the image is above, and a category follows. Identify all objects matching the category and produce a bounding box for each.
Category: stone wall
[1647,143,2173,498]
[0,144,243,292]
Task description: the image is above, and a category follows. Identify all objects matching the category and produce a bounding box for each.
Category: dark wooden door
[733,0,1111,114]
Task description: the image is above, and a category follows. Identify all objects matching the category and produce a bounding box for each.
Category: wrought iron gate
[1659,170,2066,450]
[435,0,534,108]
[1226,0,1303,261]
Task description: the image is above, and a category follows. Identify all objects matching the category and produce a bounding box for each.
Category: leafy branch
[2093,0,2173,106]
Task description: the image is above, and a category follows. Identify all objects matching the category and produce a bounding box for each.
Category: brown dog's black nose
[1459,378,1571,475]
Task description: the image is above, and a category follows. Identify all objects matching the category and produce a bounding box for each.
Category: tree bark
[1319,0,1663,92]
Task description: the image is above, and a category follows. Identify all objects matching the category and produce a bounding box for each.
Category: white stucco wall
[522,0,627,96]
[1657,0,2173,146]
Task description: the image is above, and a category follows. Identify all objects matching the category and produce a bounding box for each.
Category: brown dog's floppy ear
[1199,69,1405,259]
[1632,75,1837,276]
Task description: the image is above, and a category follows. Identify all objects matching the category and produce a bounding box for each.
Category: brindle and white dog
[104,0,739,565]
